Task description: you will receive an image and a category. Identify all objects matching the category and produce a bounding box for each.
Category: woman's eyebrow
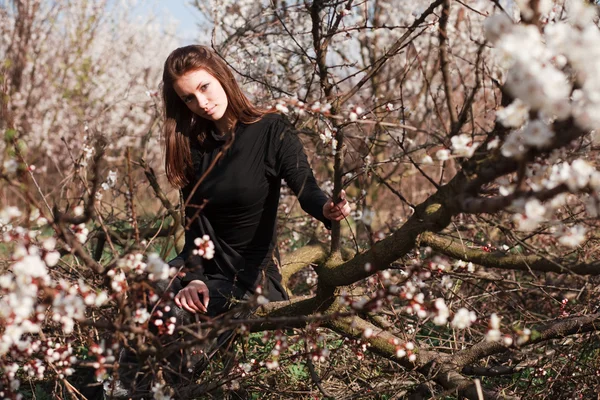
[180,81,206,99]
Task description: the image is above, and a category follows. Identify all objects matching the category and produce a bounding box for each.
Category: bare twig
[305,340,334,398]
[438,0,458,131]
[125,148,140,244]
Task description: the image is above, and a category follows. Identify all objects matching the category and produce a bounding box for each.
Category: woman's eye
[183,97,193,104]
[201,84,209,91]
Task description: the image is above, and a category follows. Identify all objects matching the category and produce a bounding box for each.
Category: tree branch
[420,231,600,275]
[453,313,600,369]
[325,312,517,400]
[459,184,569,214]
[280,240,329,289]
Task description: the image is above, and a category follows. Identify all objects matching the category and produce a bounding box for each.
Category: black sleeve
[169,251,207,287]
[178,254,207,287]
[266,114,332,230]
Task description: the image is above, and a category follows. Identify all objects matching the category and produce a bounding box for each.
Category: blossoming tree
[2,0,600,399]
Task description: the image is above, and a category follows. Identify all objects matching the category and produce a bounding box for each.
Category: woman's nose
[196,94,208,107]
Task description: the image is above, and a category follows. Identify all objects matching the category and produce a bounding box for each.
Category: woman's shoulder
[260,111,285,121]
[240,112,291,141]
[252,112,290,128]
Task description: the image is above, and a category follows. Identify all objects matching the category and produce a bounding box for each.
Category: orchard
[2,0,600,399]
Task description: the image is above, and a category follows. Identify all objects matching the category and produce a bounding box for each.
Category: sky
[138,0,207,45]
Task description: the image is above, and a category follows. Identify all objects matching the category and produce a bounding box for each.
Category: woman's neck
[214,110,236,135]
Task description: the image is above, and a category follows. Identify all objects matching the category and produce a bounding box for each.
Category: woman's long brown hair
[162,45,266,187]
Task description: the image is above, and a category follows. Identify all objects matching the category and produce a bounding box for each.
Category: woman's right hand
[174,280,209,314]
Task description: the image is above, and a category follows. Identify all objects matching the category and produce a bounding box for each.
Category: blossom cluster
[391,339,417,362]
[193,235,215,259]
[505,157,597,244]
[341,265,482,331]
[435,133,482,161]
[114,252,177,282]
[0,207,114,396]
[96,170,119,200]
[0,203,195,397]
[484,1,600,155]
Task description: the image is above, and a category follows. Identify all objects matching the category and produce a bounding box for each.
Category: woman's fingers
[175,289,203,314]
[200,286,210,309]
[323,192,352,221]
[183,291,202,313]
[188,280,210,310]
[189,290,207,313]
[329,209,343,217]
[335,199,348,208]
[328,200,347,211]
[330,200,350,217]
[176,292,195,313]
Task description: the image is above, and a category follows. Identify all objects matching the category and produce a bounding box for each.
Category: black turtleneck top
[175,113,331,294]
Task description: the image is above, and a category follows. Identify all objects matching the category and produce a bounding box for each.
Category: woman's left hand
[323,189,352,221]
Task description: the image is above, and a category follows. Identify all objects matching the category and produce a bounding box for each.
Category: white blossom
[193,235,215,260]
[433,298,449,326]
[108,269,127,292]
[101,170,118,191]
[483,13,514,44]
[522,120,553,148]
[513,213,540,232]
[52,292,86,334]
[557,225,587,247]
[133,308,151,324]
[44,251,61,267]
[146,253,170,281]
[275,102,289,114]
[12,254,48,279]
[421,155,434,165]
[487,136,500,150]
[451,308,477,329]
[566,0,597,28]
[501,131,527,159]
[569,159,595,191]
[41,237,56,251]
[0,207,22,225]
[524,198,546,220]
[496,99,529,128]
[451,134,478,158]
[435,149,450,161]
[486,313,502,342]
[357,208,375,225]
[256,295,269,306]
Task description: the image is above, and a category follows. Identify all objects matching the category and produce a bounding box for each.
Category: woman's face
[173,68,229,123]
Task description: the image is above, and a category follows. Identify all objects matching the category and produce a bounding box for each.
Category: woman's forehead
[174,69,216,93]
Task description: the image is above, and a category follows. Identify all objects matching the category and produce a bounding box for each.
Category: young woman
[162,45,350,317]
